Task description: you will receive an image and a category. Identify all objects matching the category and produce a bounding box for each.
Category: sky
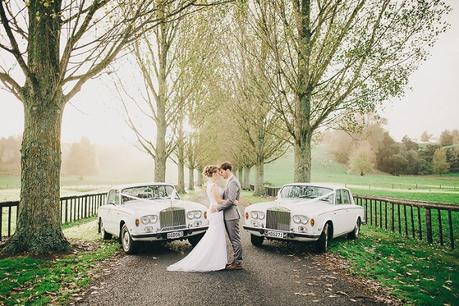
[0,1,458,145]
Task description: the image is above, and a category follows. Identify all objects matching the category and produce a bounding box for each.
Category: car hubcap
[123,230,130,251]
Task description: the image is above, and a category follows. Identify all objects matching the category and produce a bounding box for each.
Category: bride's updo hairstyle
[203,165,219,178]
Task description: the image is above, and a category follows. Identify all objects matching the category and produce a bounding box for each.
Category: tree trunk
[154,14,169,182]
[177,147,185,194]
[294,132,312,182]
[1,2,70,255]
[254,159,265,195]
[243,166,251,190]
[197,166,204,187]
[237,168,243,181]
[293,0,313,183]
[154,110,167,182]
[176,120,186,193]
[2,101,69,255]
[188,167,195,191]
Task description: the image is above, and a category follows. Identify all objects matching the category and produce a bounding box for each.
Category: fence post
[410,205,415,239]
[426,208,433,244]
[448,210,454,249]
[384,201,388,230]
[0,207,3,241]
[391,202,395,232]
[404,205,408,237]
[8,206,12,237]
[438,209,443,246]
[418,207,422,240]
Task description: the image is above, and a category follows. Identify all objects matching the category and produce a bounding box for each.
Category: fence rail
[0,192,107,241]
[254,186,458,249]
[353,195,459,249]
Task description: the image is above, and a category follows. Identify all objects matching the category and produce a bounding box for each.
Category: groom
[218,162,243,270]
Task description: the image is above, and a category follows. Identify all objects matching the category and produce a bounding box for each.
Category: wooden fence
[0,192,107,241]
[257,186,458,249]
[353,195,458,249]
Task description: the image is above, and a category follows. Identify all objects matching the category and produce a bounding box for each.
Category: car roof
[110,182,175,191]
[282,183,347,190]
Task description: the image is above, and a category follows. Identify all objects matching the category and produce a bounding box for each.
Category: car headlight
[293,215,309,224]
[250,211,258,219]
[299,216,309,224]
[250,211,264,219]
[258,212,265,219]
[187,210,201,219]
[150,215,158,224]
[141,215,158,224]
[141,216,150,224]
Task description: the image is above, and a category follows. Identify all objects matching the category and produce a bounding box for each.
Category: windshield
[279,185,333,202]
[121,185,177,204]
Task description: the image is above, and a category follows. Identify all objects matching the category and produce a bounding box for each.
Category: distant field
[351,188,459,205]
[262,145,459,188]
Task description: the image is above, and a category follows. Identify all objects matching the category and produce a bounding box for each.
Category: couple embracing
[167,162,243,272]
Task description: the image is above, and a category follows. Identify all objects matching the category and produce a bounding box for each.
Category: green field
[261,145,459,190]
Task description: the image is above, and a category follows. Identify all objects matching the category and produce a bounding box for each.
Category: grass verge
[0,241,119,305]
[330,227,459,305]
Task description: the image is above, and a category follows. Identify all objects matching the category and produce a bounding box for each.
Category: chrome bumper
[131,226,208,241]
[243,225,320,240]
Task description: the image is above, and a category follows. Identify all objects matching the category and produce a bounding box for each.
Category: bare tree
[249,0,449,182]
[0,0,229,255]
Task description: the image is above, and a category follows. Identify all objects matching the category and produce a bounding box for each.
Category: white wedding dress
[167,182,227,272]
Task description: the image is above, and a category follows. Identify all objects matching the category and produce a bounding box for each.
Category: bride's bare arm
[212,185,225,204]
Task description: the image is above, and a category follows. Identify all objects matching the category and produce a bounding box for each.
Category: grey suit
[217,175,242,264]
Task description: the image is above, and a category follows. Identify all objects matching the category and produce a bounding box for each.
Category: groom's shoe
[225,263,232,269]
[226,262,243,271]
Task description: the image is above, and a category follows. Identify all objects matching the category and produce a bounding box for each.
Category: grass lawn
[0,218,118,305]
[330,227,459,305]
[241,191,459,305]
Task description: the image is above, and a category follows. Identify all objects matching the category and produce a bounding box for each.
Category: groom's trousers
[224,219,243,264]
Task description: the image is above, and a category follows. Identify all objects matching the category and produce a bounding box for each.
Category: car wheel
[348,218,361,240]
[188,233,205,247]
[121,224,137,254]
[315,222,330,253]
[250,234,264,247]
[100,219,112,240]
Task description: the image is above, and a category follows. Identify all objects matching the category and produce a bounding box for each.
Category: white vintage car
[243,183,364,252]
[98,183,209,254]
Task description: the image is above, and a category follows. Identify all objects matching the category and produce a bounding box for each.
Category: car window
[342,190,351,204]
[113,191,120,205]
[121,185,176,204]
[107,190,116,204]
[335,190,343,204]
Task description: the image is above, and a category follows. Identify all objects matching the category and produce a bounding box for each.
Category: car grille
[266,209,290,231]
[160,207,185,229]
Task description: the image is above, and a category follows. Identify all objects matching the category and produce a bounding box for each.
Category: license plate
[167,231,184,239]
[266,230,287,239]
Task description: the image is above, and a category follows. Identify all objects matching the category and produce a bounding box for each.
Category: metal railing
[353,195,458,249]
[0,192,107,241]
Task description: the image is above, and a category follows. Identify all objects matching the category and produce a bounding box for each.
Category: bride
[167,165,231,272]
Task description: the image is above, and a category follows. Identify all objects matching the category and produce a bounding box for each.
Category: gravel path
[77,194,389,306]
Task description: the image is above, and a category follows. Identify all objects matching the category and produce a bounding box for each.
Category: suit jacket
[217,175,241,220]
